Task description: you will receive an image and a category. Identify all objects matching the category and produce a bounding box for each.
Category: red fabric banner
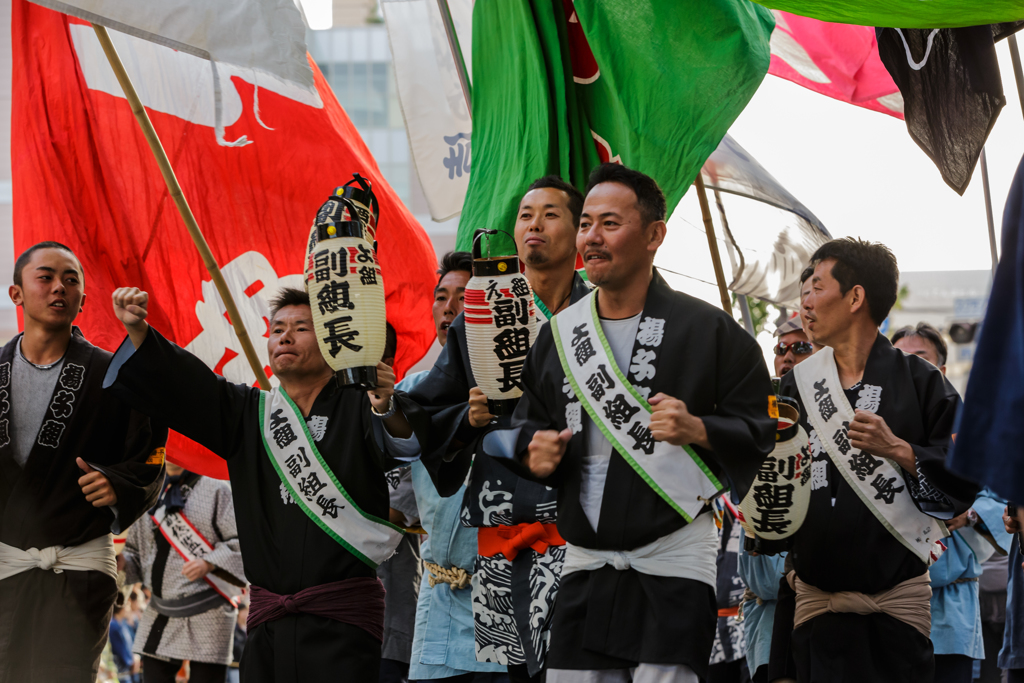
[768,10,904,119]
[12,0,438,478]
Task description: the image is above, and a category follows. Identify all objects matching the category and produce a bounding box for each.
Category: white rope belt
[0,535,117,582]
[561,512,719,588]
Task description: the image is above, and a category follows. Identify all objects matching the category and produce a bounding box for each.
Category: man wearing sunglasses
[772,317,817,378]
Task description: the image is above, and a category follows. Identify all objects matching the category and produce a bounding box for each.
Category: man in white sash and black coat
[406,177,591,683]
[122,460,246,682]
[776,238,979,682]
[0,242,166,682]
[516,164,777,683]
[104,286,465,682]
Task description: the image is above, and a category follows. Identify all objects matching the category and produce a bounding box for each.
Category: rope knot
[279,595,300,614]
[28,546,60,572]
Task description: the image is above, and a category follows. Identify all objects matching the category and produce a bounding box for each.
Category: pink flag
[768,10,904,119]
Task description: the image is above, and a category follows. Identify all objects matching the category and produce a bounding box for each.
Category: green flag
[752,1,1024,29]
[457,0,774,255]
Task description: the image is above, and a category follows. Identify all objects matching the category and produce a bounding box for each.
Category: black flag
[876,23,1024,194]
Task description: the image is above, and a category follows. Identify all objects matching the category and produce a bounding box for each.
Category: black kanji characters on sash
[285,447,310,477]
[870,473,905,505]
[574,338,596,366]
[37,419,66,449]
[273,422,298,450]
[832,423,852,456]
[493,299,530,328]
[316,281,354,315]
[848,450,884,481]
[751,482,796,534]
[510,276,530,298]
[322,316,363,356]
[59,363,85,391]
[813,379,829,402]
[316,494,341,518]
[818,394,838,422]
[299,471,328,501]
[493,328,531,361]
[166,516,205,556]
[571,324,588,346]
[270,409,298,449]
[603,394,639,429]
[585,364,615,401]
[626,421,655,455]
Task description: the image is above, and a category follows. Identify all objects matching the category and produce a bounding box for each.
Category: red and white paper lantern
[463,230,538,415]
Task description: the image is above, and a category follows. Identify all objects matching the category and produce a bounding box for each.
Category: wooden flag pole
[92,25,272,390]
[694,174,732,314]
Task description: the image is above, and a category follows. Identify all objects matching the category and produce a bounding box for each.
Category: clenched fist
[369,362,396,413]
[468,387,495,428]
[77,457,117,507]
[649,394,709,449]
[112,287,150,348]
[527,428,572,478]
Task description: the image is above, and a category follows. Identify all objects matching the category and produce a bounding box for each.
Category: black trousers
[507,663,542,683]
[380,658,410,683]
[932,654,973,683]
[142,656,226,683]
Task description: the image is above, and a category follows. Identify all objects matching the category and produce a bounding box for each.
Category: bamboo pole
[93,25,272,390]
[694,174,732,314]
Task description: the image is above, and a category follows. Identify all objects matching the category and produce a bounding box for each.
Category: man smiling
[514,164,775,683]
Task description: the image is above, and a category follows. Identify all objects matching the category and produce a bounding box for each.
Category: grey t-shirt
[581,313,641,531]
[11,340,65,467]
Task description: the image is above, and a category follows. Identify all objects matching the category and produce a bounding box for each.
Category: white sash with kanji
[150,506,242,606]
[551,293,722,522]
[793,347,948,564]
[259,387,404,568]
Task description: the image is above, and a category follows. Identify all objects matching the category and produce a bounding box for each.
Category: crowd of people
[0,163,1022,683]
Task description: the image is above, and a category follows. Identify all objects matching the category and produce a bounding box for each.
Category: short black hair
[383,322,397,364]
[892,322,948,366]
[436,251,472,287]
[585,163,667,226]
[800,265,814,285]
[269,287,311,319]
[809,238,899,326]
[526,176,585,228]
[13,241,79,287]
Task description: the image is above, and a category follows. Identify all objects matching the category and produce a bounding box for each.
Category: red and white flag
[12,0,439,478]
[768,10,905,119]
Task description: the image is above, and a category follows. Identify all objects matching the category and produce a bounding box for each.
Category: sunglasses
[774,341,814,357]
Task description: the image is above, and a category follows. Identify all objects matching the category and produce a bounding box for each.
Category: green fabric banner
[458,0,774,255]
[752,1,1024,29]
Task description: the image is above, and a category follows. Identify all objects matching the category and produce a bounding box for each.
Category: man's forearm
[382,410,413,439]
[888,439,917,476]
[127,322,149,350]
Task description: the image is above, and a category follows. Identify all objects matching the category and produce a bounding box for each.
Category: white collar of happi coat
[259,386,404,568]
[551,290,722,522]
[793,346,948,564]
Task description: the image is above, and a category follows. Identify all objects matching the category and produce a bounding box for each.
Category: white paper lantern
[738,397,812,541]
[463,230,538,415]
[305,194,386,387]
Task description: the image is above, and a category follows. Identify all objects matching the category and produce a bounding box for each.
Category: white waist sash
[0,534,116,582]
[561,512,718,588]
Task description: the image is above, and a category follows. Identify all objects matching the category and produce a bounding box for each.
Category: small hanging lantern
[463,229,538,416]
[305,193,386,388]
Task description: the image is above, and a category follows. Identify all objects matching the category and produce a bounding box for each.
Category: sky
[657,40,1024,310]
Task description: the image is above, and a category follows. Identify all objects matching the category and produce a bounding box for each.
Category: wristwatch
[371,396,396,419]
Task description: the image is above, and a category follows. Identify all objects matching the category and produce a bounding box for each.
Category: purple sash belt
[247,576,386,641]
